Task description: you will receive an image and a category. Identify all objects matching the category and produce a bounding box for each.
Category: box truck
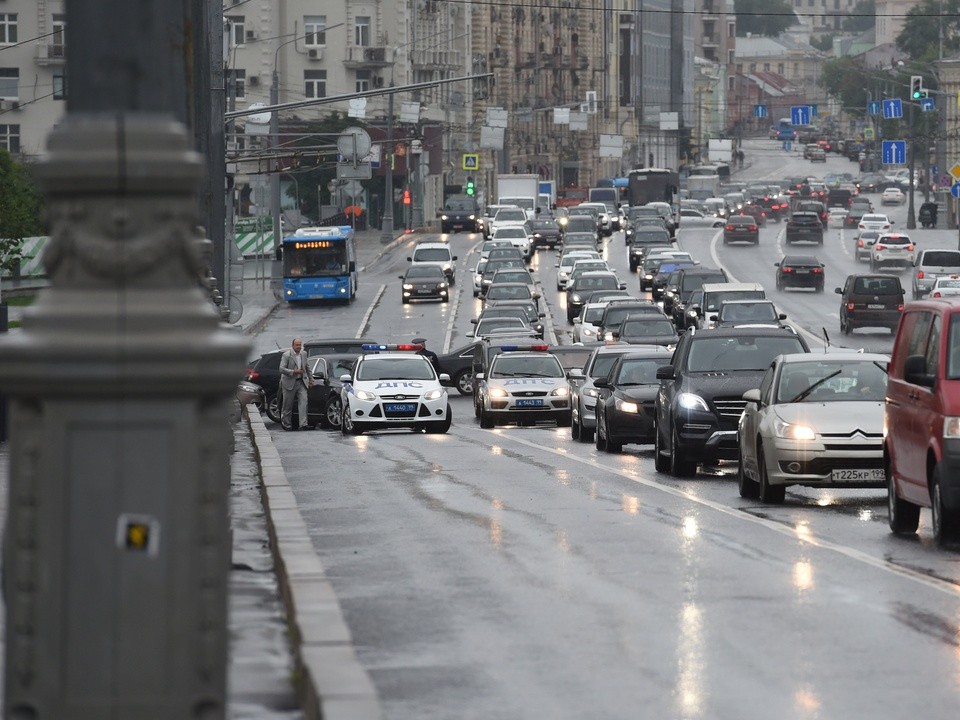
[496,174,540,220]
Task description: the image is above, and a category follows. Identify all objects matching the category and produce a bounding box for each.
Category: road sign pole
[907,100,916,230]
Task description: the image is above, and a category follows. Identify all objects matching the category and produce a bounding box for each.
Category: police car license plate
[516,399,544,407]
[385,403,416,413]
[831,468,883,482]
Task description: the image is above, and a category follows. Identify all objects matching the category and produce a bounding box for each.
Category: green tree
[735,0,797,37]
[820,57,870,115]
[896,0,960,62]
[843,0,875,32]
[0,149,44,280]
[286,112,364,220]
[810,34,834,52]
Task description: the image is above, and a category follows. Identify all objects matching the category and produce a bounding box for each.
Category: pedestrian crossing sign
[462,153,479,171]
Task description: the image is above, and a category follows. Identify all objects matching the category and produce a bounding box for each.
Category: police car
[475,344,573,428]
[340,344,452,435]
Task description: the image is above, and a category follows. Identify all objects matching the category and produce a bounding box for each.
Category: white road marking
[497,432,960,599]
[356,284,386,338]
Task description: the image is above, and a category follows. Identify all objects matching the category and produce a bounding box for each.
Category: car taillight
[934,291,942,298]
[246,370,259,381]
[917,270,925,279]
[847,303,855,311]
[812,267,823,274]
[906,245,914,251]
[898,304,904,311]
[725,225,735,231]
[748,225,757,231]
[875,244,886,251]
[857,239,864,247]
[782,267,794,273]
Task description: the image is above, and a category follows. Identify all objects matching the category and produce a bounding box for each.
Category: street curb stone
[243,406,384,720]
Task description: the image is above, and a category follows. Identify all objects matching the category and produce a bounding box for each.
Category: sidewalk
[0,226,420,718]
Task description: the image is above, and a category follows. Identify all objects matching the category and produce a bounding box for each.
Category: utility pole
[381,89,396,243]
[270,67,283,257]
[908,99,917,229]
[0,1,249,716]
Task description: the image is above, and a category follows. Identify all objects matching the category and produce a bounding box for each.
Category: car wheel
[887,458,920,535]
[931,465,959,546]
[654,423,670,472]
[571,412,582,441]
[265,393,282,423]
[602,417,622,453]
[757,444,785,504]
[402,297,410,304]
[737,451,759,499]
[341,403,365,436]
[595,413,607,451]
[670,428,697,477]
[454,370,473,396]
[815,284,824,293]
[441,296,449,304]
[479,408,494,429]
[324,396,343,430]
[841,317,851,335]
[426,405,452,434]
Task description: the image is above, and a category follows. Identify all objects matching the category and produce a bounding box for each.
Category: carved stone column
[0,114,249,718]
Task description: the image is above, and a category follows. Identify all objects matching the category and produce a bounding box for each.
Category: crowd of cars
[237,169,960,548]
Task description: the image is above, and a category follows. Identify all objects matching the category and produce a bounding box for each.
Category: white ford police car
[475,344,573,428]
[340,344,452,435]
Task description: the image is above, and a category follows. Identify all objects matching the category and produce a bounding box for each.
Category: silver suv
[912,248,960,299]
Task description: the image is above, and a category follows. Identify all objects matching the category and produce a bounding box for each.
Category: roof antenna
[822,327,830,353]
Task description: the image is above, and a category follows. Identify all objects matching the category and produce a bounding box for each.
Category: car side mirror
[779,313,788,320]
[619,282,627,290]
[398,275,404,280]
[475,372,485,381]
[594,378,611,389]
[312,370,326,380]
[539,313,546,318]
[774,262,780,267]
[904,354,935,388]
[834,287,843,294]
[567,368,585,380]
[742,388,762,404]
[339,374,352,383]
[709,314,718,321]
[656,365,675,380]
[573,317,581,323]
[452,256,458,261]
[407,257,412,262]
[439,373,450,383]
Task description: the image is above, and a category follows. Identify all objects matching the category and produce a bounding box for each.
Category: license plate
[831,468,884,482]
[515,399,544,407]
[796,269,810,274]
[867,304,886,310]
[385,403,416,413]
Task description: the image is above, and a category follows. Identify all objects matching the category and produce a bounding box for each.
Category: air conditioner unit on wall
[245,30,258,41]
[308,48,323,60]
[373,75,384,88]
[0,100,18,110]
[249,75,259,86]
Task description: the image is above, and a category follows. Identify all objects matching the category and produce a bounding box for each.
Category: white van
[698,282,766,328]
[408,242,458,284]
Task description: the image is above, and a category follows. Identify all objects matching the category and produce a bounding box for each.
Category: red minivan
[885,298,960,545]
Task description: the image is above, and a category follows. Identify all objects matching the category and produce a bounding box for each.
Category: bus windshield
[283,242,348,277]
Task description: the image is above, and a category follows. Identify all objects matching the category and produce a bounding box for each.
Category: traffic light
[465,176,476,196]
[402,188,412,206]
[911,75,924,100]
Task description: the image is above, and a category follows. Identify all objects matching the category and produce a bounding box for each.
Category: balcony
[701,35,718,47]
[343,45,393,68]
[410,49,463,69]
[35,43,66,65]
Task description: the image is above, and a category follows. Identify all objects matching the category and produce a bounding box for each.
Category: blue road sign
[933,164,939,177]
[882,98,903,119]
[867,101,881,116]
[921,97,935,112]
[952,183,960,199]
[811,104,818,117]
[882,140,907,165]
[791,105,811,126]
[753,104,767,118]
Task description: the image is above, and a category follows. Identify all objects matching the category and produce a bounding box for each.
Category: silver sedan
[737,352,890,504]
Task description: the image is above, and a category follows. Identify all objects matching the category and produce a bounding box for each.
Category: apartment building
[693,0,735,131]
[0,1,66,160]
[790,0,864,35]
[875,0,921,46]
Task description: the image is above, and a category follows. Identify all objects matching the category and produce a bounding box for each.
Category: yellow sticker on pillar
[117,514,160,556]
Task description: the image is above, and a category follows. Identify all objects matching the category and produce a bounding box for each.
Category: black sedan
[612,315,679,347]
[527,219,562,249]
[400,265,450,303]
[775,255,825,292]
[593,349,673,453]
[302,354,357,430]
[722,215,760,245]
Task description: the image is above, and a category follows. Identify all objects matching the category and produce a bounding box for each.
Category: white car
[491,225,533,261]
[573,301,610,343]
[562,259,610,291]
[854,230,881,262]
[827,208,849,226]
[483,204,520,237]
[476,347,573,428]
[930,275,960,298]
[870,232,915,270]
[479,239,515,260]
[340,345,452,435]
[858,213,893,232]
[408,242,457,284]
[471,259,487,297]
[556,251,601,290]
[679,208,725,228]
[488,207,528,237]
[881,187,905,205]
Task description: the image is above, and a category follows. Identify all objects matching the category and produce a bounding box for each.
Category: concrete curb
[243,406,384,720]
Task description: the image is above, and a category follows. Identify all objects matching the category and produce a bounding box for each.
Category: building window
[0,69,17,99]
[355,69,370,93]
[728,22,735,37]
[777,63,784,74]
[52,14,65,53]
[226,15,245,45]
[305,69,327,98]
[728,76,735,91]
[0,124,19,153]
[763,62,770,71]
[53,72,66,100]
[729,50,735,64]
[736,63,743,73]
[355,16,370,46]
[749,63,756,72]
[0,15,16,44]
[305,15,326,45]
[234,69,246,98]
[794,62,799,74]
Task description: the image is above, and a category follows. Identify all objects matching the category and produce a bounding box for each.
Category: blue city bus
[281,225,358,303]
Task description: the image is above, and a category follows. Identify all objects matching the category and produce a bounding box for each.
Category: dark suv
[785,212,824,245]
[836,274,904,335]
[664,268,728,326]
[653,327,810,476]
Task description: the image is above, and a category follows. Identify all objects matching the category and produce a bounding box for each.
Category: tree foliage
[843,0,875,32]
[286,112,363,220]
[820,57,870,116]
[810,34,834,52]
[0,150,44,273]
[896,0,960,62]
[735,0,797,37]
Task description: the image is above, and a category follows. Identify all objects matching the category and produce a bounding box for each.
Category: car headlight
[354,389,377,401]
[686,309,698,317]
[439,282,448,289]
[424,388,445,400]
[944,417,960,438]
[582,327,596,337]
[644,274,654,280]
[558,217,568,226]
[441,214,449,220]
[403,283,414,290]
[774,418,816,441]
[469,214,475,220]
[677,393,710,412]
[615,398,639,413]
[571,294,582,303]
[583,387,600,398]
[488,387,508,398]
[550,386,570,397]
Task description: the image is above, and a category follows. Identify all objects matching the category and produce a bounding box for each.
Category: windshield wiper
[789,369,842,403]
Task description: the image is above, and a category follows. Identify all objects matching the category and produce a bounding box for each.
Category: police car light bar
[361,343,424,352]
[499,344,550,352]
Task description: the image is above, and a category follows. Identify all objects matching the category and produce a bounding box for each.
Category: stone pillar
[0,115,249,717]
